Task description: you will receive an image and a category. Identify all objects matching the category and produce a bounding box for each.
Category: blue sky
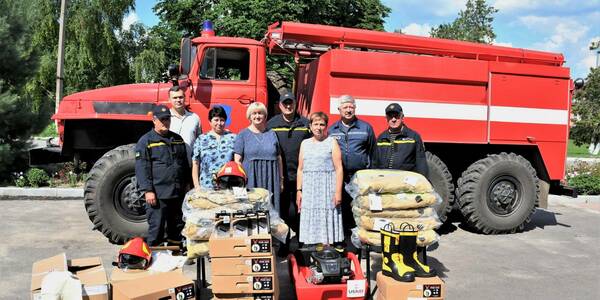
[129,0,599,79]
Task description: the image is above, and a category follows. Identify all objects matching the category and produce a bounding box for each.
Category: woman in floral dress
[192,106,236,190]
[296,112,344,245]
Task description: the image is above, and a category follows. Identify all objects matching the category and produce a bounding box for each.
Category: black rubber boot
[380,224,415,282]
[396,224,436,278]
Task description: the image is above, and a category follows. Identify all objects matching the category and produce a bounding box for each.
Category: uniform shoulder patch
[135,151,141,159]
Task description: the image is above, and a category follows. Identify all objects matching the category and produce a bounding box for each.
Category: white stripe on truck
[329,97,568,125]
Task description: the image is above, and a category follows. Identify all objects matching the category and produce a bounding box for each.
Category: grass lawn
[568,139,598,158]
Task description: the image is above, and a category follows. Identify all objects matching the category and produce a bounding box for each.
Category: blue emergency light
[201,20,215,37]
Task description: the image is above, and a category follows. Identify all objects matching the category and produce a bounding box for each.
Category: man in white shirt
[168,86,201,166]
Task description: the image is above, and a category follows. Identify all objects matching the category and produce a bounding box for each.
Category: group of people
[135,87,428,251]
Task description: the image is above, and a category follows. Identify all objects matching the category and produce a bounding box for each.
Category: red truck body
[43,21,574,243]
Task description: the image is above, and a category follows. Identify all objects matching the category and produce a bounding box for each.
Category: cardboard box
[212,291,279,300]
[211,257,275,275]
[31,253,109,300]
[110,266,183,283]
[111,271,195,300]
[376,272,445,300]
[212,275,278,294]
[209,233,272,257]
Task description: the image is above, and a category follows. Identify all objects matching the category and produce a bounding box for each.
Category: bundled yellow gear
[347,169,433,196]
[353,192,437,210]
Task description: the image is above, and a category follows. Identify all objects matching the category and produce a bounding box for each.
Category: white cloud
[493,41,513,47]
[401,23,432,37]
[518,16,589,52]
[122,12,140,31]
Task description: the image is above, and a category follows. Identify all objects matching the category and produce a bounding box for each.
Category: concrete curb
[0,187,83,200]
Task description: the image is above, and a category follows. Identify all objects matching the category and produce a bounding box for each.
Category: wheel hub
[487,175,521,216]
[113,175,146,222]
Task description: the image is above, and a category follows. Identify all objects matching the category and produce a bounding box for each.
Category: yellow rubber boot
[380,224,415,282]
[396,225,436,277]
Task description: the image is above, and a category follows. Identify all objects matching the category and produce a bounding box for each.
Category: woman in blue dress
[192,106,236,190]
[296,112,344,245]
[234,102,284,212]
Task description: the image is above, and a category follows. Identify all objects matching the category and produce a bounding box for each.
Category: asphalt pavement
[1,196,599,299]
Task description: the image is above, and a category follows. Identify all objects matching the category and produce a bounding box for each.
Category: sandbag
[353,192,438,210]
[187,240,209,259]
[183,188,270,211]
[352,206,436,219]
[357,228,439,247]
[356,215,441,232]
[346,169,433,197]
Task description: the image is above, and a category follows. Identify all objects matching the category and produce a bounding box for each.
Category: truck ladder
[265,22,564,66]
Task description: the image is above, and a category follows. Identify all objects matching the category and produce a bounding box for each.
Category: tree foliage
[0,1,38,183]
[430,0,498,44]
[571,67,600,146]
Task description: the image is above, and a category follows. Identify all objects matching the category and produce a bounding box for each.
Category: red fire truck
[34,21,577,244]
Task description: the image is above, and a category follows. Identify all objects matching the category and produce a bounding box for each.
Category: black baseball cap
[152,105,171,120]
[279,92,296,103]
[385,103,403,115]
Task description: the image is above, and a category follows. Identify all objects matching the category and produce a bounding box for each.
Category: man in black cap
[135,105,190,246]
[372,103,428,177]
[267,92,310,253]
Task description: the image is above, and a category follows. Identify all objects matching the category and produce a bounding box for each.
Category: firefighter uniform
[372,125,429,178]
[267,110,311,234]
[135,124,190,246]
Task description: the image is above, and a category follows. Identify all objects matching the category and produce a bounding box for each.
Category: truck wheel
[455,152,539,234]
[84,144,147,244]
[426,152,454,222]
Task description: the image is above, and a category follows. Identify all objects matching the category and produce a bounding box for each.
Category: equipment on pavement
[117,237,152,270]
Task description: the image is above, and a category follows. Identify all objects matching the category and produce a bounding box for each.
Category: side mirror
[180,38,193,75]
[574,78,585,90]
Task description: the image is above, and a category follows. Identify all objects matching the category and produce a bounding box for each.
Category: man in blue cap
[135,105,190,246]
[372,103,428,177]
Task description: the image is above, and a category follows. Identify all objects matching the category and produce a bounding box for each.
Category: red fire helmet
[216,161,247,189]
[118,237,152,270]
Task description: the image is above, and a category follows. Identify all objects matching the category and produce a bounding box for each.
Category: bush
[26,168,49,187]
[566,160,600,195]
[568,174,600,195]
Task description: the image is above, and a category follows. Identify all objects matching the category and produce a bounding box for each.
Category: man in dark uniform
[328,95,376,251]
[372,103,428,177]
[135,105,190,246]
[267,92,311,254]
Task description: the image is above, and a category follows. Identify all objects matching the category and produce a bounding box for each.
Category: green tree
[0,1,38,183]
[26,0,135,113]
[571,68,600,147]
[430,0,498,44]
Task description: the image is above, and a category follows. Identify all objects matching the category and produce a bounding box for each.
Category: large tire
[455,152,539,234]
[84,144,147,244]
[426,152,454,223]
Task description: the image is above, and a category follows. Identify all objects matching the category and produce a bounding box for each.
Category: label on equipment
[423,284,442,297]
[233,187,248,199]
[174,284,195,299]
[372,218,390,231]
[250,239,271,253]
[403,176,418,187]
[251,258,272,272]
[346,279,366,298]
[254,295,274,300]
[253,276,273,290]
[369,193,383,211]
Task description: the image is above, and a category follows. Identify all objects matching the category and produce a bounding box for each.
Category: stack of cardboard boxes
[209,211,279,300]
[375,271,445,300]
[31,253,196,300]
